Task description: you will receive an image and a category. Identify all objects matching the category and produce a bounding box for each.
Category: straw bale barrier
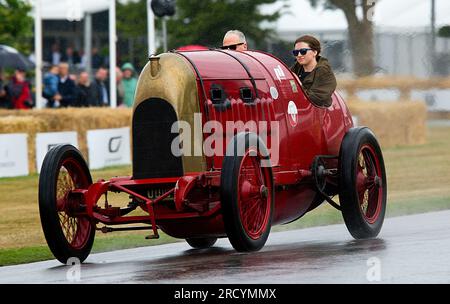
[339,76,450,90]
[428,111,450,120]
[0,101,426,173]
[347,100,427,148]
[338,76,450,100]
[0,116,51,173]
[0,108,132,173]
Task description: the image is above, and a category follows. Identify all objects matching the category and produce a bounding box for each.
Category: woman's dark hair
[295,35,321,58]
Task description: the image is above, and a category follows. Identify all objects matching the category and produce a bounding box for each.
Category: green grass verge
[0,233,179,267]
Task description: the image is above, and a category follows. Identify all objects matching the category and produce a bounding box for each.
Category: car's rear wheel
[339,128,387,239]
[185,237,217,249]
[39,145,95,264]
[221,133,274,252]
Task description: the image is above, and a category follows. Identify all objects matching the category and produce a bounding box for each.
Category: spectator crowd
[0,62,138,109]
[0,45,138,110]
[46,43,107,71]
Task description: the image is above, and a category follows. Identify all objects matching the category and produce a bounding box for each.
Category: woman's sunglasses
[292,48,312,56]
[220,42,244,50]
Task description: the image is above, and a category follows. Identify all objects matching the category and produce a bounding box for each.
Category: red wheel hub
[237,149,272,240]
[356,144,383,224]
[56,158,92,249]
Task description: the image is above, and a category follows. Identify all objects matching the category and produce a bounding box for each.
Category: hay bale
[339,76,420,88]
[0,108,132,173]
[338,76,450,90]
[348,100,427,148]
[26,108,133,161]
[338,76,450,100]
[0,103,428,172]
[0,115,51,172]
[427,111,450,120]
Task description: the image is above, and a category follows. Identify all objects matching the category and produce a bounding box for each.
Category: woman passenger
[290,35,337,107]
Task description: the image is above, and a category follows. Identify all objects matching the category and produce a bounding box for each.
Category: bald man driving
[221,30,248,51]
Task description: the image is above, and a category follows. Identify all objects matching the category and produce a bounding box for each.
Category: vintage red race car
[38,49,387,264]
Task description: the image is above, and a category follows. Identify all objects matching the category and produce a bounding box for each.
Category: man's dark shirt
[76,84,96,107]
[91,78,110,107]
[58,77,77,107]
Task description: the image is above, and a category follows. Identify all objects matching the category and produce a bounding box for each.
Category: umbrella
[0,44,35,71]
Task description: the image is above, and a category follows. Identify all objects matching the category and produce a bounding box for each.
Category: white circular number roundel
[287,101,298,127]
[270,87,279,100]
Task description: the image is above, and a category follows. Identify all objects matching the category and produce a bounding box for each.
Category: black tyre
[39,144,95,264]
[339,127,387,239]
[221,132,274,252]
[185,237,217,249]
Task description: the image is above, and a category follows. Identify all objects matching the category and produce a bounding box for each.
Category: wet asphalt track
[1,210,450,284]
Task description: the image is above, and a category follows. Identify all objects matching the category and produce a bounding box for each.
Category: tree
[309,0,376,76]
[0,0,33,53]
[117,0,150,68]
[117,0,149,38]
[167,0,289,50]
[438,25,450,38]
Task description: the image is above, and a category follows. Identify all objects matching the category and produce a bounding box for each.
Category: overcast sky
[261,0,450,31]
[34,0,450,32]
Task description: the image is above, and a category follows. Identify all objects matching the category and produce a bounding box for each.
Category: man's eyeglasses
[220,42,244,50]
[292,48,312,56]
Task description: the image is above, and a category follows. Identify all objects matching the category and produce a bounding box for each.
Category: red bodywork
[79,50,353,239]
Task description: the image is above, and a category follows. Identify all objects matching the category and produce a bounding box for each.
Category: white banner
[0,134,29,178]
[87,127,131,170]
[36,131,79,173]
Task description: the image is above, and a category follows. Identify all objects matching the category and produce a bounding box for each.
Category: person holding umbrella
[0,44,34,109]
[6,69,33,109]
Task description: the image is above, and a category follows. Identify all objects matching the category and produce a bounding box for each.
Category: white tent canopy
[33,0,109,20]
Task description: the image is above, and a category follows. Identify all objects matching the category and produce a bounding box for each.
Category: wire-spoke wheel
[39,145,95,264]
[221,133,274,252]
[339,128,387,239]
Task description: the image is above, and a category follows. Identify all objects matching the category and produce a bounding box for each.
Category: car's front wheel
[39,145,95,264]
[221,132,274,252]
